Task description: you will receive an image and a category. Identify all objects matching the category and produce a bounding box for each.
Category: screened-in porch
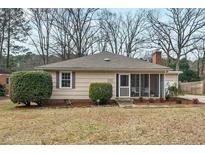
[118,74,164,98]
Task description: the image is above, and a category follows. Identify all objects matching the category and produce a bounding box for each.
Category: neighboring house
[36,51,181,100]
[0,72,10,94]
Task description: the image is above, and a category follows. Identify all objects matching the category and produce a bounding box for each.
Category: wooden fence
[179,80,205,95]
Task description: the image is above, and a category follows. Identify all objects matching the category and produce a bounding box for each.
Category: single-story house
[0,69,12,95]
[36,51,181,101]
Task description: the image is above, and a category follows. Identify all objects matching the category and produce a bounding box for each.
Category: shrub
[0,84,5,96]
[192,98,199,104]
[89,82,112,105]
[168,85,184,96]
[10,71,52,106]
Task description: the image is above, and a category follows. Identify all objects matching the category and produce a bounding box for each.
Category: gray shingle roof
[36,52,171,71]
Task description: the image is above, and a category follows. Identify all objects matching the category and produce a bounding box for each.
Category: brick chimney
[151,50,161,65]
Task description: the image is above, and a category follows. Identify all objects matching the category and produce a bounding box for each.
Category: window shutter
[116,74,119,97]
[56,71,59,89]
[72,72,75,89]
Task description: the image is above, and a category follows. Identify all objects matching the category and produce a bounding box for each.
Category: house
[36,51,181,101]
[0,69,12,95]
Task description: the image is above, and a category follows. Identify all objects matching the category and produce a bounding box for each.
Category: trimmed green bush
[0,84,5,96]
[10,71,52,106]
[89,82,112,105]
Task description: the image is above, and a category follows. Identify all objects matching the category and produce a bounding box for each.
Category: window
[60,72,71,88]
[6,78,9,84]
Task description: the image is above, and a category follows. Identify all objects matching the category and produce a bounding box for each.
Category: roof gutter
[35,67,171,72]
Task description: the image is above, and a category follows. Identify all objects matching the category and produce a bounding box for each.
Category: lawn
[0,102,205,144]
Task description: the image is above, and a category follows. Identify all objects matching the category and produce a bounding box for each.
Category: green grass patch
[0,103,15,111]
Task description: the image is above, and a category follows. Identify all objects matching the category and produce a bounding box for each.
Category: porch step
[115,98,134,108]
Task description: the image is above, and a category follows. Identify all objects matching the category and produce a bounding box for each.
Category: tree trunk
[0,20,6,63]
[6,9,11,68]
[175,58,180,71]
[197,59,200,77]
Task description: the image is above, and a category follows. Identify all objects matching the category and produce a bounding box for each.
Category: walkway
[177,95,205,103]
[0,97,10,104]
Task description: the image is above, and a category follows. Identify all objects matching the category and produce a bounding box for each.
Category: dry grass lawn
[0,102,205,144]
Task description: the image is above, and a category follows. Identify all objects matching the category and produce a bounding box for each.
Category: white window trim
[59,71,72,89]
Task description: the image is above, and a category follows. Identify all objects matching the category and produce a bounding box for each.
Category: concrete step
[115,98,134,107]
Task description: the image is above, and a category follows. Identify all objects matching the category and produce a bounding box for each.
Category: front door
[119,74,130,97]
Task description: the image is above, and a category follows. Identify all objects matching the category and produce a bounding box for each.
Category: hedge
[89,82,112,105]
[10,71,52,106]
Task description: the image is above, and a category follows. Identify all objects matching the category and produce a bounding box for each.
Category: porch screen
[150,74,159,97]
[141,74,149,97]
[131,74,140,97]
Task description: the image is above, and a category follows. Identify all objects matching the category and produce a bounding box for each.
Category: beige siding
[49,71,116,99]
[164,74,178,89]
[47,71,178,100]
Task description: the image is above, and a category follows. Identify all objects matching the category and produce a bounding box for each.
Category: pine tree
[0,8,30,68]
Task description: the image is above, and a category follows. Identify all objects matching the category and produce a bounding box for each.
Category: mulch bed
[13,97,203,109]
[133,97,203,105]
[15,99,118,109]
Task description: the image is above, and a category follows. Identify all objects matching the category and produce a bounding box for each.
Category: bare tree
[193,34,205,76]
[147,12,174,66]
[122,11,148,57]
[148,9,205,70]
[53,8,99,57]
[27,8,54,64]
[98,10,125,54]
[98,9,148,57]
[51,9,74,60]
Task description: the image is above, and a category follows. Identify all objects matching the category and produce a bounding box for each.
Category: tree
[53,8,99,58]
[148,9,205,70]
[98,9,148,57]
[176,58,200,82]
[98,10,126,55]
[122,11,148,57]
[179,69,200,82]
[0,9,7,66]
[27,8,54,64]
[192,35,205,76]
[0,8,30,68]
[51,9,75,60]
